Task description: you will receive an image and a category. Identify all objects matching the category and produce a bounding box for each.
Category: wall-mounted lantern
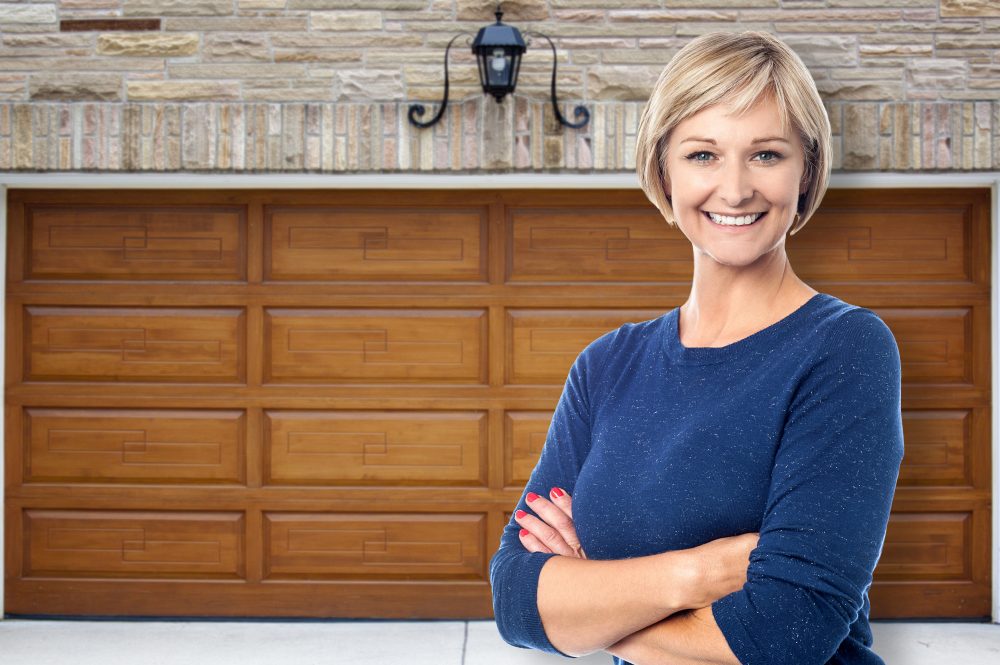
[407,4,589,130]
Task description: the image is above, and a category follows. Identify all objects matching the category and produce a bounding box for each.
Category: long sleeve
[488,330,614,656]
[710,309,905,665]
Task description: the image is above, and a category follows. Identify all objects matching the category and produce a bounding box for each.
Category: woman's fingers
[515,487,586,559]
[518,528,553,554]
[548,486,573,520]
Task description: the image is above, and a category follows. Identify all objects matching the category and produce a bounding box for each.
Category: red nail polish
[526,492,539,502]
[519,528,529,537]
[516,509,527,518]
[551,487,565,498]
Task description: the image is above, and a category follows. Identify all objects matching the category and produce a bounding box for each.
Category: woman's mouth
[703,210,767,227]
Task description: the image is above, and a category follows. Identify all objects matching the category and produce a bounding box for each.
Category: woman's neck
[679,255,816,348]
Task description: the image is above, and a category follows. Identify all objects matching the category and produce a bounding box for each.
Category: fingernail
[519,528,529,537]
[515,509,527,518]
[526,492,539,502]
[551,487,565,498]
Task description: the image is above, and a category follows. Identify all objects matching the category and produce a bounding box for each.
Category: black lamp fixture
[408,2,590,130]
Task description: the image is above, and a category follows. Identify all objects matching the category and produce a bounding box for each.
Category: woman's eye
[686,151,713,162]
[755,150,782,163]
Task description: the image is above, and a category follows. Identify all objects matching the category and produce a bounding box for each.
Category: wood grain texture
[3,187,992,619]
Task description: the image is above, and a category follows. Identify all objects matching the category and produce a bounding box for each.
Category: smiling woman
[489,30,904,665]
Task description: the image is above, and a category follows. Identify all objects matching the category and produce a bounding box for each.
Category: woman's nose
[716,161,755,208]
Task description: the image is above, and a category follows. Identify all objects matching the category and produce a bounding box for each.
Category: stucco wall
[1,0,999,171]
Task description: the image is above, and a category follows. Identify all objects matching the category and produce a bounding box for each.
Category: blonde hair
[635,31,831,237]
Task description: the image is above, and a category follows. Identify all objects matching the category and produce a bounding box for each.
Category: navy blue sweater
[489,293,904,665]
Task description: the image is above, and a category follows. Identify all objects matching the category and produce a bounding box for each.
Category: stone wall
[1,0,999,172]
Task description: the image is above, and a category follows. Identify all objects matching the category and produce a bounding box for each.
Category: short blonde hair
[635,31,831,237]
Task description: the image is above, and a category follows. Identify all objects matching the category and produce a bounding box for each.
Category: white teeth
[707,211,764,226]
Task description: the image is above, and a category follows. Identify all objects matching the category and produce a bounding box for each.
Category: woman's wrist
[651,548,701,613]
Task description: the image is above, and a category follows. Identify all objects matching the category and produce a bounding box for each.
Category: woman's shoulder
[812,295,900,367]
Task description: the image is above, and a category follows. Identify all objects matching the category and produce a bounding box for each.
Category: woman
[489,31,904,665]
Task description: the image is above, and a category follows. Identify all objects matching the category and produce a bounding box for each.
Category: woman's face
[663,93,809,269]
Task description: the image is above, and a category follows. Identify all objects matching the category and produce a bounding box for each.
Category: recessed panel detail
[263,513,485,580]
[24,510,245,580]
[266,207,486,281]
[507,310,662,384]
[24,306,245,383]
[504,411,552,487]
[875,308,971,386]
[877,513,971,581]
[266,411,486,486]
[266,309,486,383]
[24,408,246,484]
[790,207,970,283]
[899,410,972,487]
[508,208,688,282]
[26,205,246,281]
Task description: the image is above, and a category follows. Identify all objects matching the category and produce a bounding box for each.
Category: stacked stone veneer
[1,0,1000,172]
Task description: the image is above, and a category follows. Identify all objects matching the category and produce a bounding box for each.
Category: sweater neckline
[662,293,831,365]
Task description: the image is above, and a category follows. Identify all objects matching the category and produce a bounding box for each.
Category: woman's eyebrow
[680,136,791,145]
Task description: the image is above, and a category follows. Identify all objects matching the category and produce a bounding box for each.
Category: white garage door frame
[0,171,997,624]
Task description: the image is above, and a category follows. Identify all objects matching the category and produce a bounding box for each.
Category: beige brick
[842,103,877,169]
[860,44,932,57]
[163,17,308,31]
[660,0,763,6]
[204,34,270,61]
[128,81,240,101]
[239,0,286,7]
[907,59,968,89]
[334,70,405,101]
[60,0,119,7]
[274,50,362,63]
[124,0,232,16]
[941,0,1000,17]
[457,0,548,21]
[288,0,425,7]
[30,73,121,101]
[0,4,57,23]
[781,35,857,68]
[270,33,422,48]
[609,9,737,21]
[97,33,199,57]
[311,11,383,31]
[169,64,307,78]
[586,65,661,101]
[817,80,904,101]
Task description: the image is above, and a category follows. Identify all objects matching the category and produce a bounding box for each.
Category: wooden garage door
[3,188,991,619]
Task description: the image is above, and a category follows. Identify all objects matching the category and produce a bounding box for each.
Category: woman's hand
[515,487,588,559]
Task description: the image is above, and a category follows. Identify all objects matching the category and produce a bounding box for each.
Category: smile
[704,210,767,226]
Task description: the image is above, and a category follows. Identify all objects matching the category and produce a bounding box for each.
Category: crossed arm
[520,489,744,664]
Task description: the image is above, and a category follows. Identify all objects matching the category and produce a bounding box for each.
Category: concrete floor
[0,619,998,664]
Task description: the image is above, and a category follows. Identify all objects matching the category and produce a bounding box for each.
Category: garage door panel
[507,309,664,385]
[263,512,485,580]
[25,205,246,281]
[876,307,973,386]
[24,306,246,383]
[23,408,246,485]
[265,410,486,486]
[23,510,245,580]
[265,308,487,383]
[266,207,487,282]
[877,512,972,581]
[508,208,690,282]
[898,409,974,488]
[791,207,971,283]
[505,411,551,487]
